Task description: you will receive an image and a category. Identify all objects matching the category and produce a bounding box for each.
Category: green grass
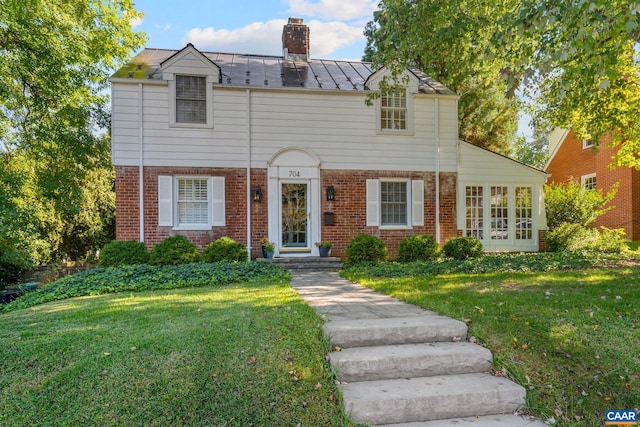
[0,281,355,426]
[343,263,640,427]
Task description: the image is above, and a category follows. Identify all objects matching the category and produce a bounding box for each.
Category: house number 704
[288,170,300,177]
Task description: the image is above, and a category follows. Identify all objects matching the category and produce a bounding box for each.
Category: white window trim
[460,183,535,243]
[157,175,225,230]
[376,89,415,135]
[367,178,423,229]
[582,139,594,149]
[581,173,596,190]
[168,73,214,129]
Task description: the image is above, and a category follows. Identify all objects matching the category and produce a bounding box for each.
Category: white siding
[457,141,548,251]
[110,81,459,171]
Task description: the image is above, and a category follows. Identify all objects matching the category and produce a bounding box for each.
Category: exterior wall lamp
[326,185,335,201]
[252,186,262,201]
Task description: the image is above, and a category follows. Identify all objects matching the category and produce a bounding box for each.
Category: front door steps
[324,315,545,426]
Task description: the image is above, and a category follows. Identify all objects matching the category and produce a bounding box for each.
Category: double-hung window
[380,89,407,131]
[177,178,209,226]
[157,175,225,229]
[381,181,408,226]
[366,179,424,228]
[176,75,207,124]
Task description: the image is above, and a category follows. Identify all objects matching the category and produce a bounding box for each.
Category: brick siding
[546,132,640,240]
[116,166,457,259]
[319,170,457,259]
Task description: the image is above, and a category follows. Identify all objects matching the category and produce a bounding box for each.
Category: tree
[0,0,145,271]
[495,0,640,169]
[364,0,521,153]
[511,121,551,169]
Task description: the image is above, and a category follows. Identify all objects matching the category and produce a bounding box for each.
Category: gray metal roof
[112,47,455,95]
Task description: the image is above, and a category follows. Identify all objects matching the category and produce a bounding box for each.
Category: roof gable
[160,44,222,83]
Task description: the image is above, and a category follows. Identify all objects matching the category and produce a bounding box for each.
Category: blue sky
[129,0,533,139]
[130,0,374,60]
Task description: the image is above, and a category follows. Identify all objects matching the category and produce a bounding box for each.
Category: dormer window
[380,89,407,131]
[176,75,207,124]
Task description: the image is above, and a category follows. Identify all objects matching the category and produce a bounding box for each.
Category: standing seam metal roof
[112,47,455,95]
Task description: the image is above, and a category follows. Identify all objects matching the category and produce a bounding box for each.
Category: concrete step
[377,414,547,426]
[340,373,526,425]
[259,256,342,271]
[324,316,467,348]
[330,342,493,382]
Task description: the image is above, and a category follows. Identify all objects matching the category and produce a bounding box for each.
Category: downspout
[246,89,252,261]
[434,98,440,243]
[138,83,144,243]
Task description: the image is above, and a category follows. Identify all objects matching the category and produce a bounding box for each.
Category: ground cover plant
[0,280,355,426]
[1,262,289,313]
[343,253,640,426]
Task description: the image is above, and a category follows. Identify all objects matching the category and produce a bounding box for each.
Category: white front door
[267,147,321,257]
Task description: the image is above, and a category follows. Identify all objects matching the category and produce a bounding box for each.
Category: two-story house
[546,128,640,239]
[109,18,547,259]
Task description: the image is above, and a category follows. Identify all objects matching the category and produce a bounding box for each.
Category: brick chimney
[282,17,309,61]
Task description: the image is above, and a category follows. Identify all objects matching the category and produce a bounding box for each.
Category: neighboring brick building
[546,129,640,240]
[110,18,548,259]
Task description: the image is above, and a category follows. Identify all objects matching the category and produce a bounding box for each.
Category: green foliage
[544,180,617,230]
[0,0,144,268]
[346,234,388,264]
[341,251,638,278]
[546,223,627,254]
[2,262,290,313]
[442,236,483,260]
[98,240,149,267]
[364,0,520,154]
[496,0,640,169]
[202,237,248,263]
[149,235,200,266]
[397,235,439,262]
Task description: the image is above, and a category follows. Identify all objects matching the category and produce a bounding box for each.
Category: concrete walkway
[290,270,547,427]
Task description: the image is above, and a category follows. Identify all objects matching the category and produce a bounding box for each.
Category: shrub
[202,237,248,263]
[346,234,387,263]
[442,236,483,260]
[544,180,617,230]
[546,223,627,253]
[398,235,439,262]
[149,235,200,265]
[1,262,291,313]
[98,240,149,267]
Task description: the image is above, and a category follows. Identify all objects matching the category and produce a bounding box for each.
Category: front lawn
[343,256,640,427]
[0,281,354,426]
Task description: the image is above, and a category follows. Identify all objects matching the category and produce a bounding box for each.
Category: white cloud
[182,19,365,58]
[130,16,143,29]
[183,20,287,56]
[162,24,171,32]
[307,20,364,57]
[287,0,377,21]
